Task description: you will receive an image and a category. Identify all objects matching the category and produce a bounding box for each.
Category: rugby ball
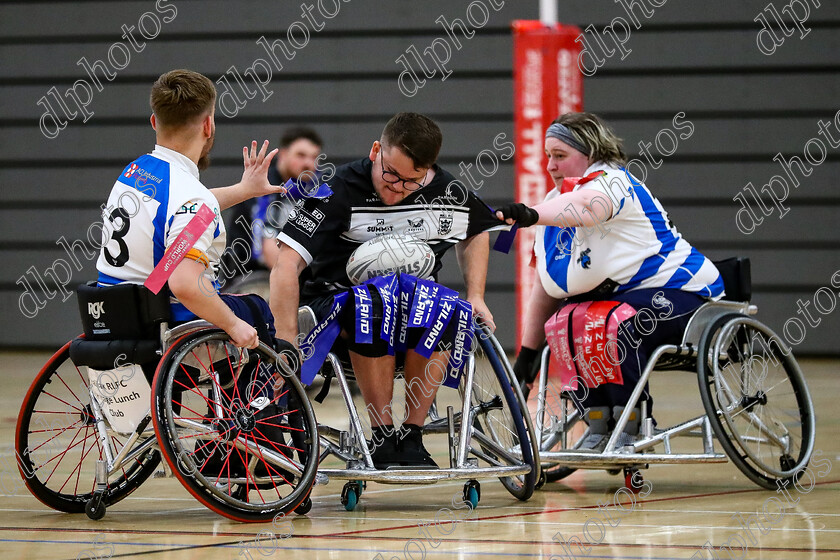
[346,234,435,284]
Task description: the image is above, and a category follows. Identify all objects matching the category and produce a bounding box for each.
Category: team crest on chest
[577,248,592,269]
[437,212,453,235]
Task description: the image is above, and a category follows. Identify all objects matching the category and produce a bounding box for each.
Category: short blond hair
[552,112,627,166]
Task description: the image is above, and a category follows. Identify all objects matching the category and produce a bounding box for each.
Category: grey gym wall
[1,1,838,352]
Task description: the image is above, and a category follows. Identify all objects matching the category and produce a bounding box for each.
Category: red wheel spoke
[55,371,85,410]
[173,376,230,416]
[40,390,83,414]
[253,410,293,423]
[58,426,97,494]
[247,432,291,492]
[171,399,223,424]
[42,424,87,484]
[251,426,304,454]
[29,420,85,453]
[268,387,291,408]
[233,445,263,504]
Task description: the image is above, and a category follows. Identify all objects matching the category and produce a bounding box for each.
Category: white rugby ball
[346,234,435,284]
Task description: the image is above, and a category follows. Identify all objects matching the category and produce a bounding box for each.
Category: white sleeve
[165,197,220,255]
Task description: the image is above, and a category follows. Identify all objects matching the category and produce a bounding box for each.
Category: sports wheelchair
[15,282,320,522]
[297,286,540,511]
[527,258,816,491]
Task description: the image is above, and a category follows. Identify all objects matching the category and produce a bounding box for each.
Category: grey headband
[545,123,589,155]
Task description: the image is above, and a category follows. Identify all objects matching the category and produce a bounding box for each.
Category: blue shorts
[219,293,276,341]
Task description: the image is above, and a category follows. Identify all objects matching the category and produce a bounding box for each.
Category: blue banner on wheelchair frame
[409,278,440,328]
[396,273,416,353]
[300,291,349,385]
[369,274,398,355]
[301,273,478,386]
[444,299,474,389]
[352,284,374,345]
[415,285,458,359]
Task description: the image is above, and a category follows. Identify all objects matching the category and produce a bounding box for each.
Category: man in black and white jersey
[270,112,507,467]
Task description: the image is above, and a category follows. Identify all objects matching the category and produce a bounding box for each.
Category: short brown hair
[553,112,627,166]
[381,112,442,169]
[150,69,216,128]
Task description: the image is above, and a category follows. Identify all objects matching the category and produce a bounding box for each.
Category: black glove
[513,346,540,399]
[273,338,301,371]
[495,203,539,227]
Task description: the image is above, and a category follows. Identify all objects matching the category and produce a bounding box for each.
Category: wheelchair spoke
[59,427,97,495]
[251,426,304,454]
[470,428,521,466]
[41,424,88,483]
[245,432,293,491]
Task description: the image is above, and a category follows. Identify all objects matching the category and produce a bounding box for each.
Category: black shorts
[304,286,458,359]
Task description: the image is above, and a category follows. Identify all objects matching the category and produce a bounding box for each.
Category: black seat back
[75,282,170,340]
[712,257,752,302]
[71,282,171,371]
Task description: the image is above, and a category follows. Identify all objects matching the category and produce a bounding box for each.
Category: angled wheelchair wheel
[698,314,816,490]
[15,341,160,513]
[460,325,538,501]
[152,330,319,522]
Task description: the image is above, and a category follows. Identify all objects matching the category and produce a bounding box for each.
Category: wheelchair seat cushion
[69,338,161,370]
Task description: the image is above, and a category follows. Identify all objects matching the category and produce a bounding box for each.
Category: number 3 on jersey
[103,207,131,267]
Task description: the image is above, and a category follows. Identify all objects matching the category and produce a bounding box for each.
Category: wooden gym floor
[1,350,837,559]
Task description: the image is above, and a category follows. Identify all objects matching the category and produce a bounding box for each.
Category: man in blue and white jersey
[96,69,285,350]
[496,112,723,451]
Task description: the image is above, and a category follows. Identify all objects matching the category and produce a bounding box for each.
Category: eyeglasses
[379,151,428,192]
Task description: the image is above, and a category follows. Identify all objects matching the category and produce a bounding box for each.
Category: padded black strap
[313,373,333,404]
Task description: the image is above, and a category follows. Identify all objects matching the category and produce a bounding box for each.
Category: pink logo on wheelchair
[144,203,217,294]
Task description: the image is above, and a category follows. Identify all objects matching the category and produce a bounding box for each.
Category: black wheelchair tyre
[461,325,539,500]
[151,329,320,522]
[15,341,160,513]
[697,314,815,490]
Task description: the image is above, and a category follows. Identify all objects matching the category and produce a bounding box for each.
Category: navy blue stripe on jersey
[618,176,679,293]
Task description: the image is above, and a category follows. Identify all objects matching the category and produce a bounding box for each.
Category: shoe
[577,407,610,453]
[369,425,402,469]
[578,432,609,453]
[611,406,641,452]
[397,424,439,468]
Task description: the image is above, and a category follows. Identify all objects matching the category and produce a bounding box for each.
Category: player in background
[270,113,508,468]
[496,112,723,452]
[227,127,325,270]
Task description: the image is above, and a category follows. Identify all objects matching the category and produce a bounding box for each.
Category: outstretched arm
[455,231,495,332]
[210,140,281,210]
[495,189,613,229]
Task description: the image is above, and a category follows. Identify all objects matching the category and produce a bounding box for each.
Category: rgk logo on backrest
[88,301,105,319]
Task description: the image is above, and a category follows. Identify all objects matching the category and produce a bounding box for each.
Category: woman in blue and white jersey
[496,112,724,452]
